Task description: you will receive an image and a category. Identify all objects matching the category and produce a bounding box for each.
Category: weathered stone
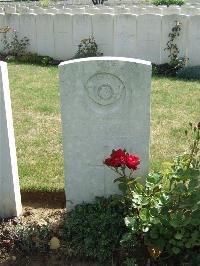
[59,57,151,209]
[0,61,22,218]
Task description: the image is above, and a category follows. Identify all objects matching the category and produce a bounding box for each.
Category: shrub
[17,52,56,66]
[60,196,126,263]
[176,66,200,80]
[113,122,200,265]
[153,21,188,77]
[152,62,186,77]
[152,0,185,6]
[74,36,102,59]
[2,29,29,57]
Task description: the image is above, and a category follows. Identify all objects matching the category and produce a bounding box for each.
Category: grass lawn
[8,63,200,192]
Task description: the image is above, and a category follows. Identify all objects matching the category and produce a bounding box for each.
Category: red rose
[104,149,126,168]
[126,155,140,170]
[104,157,116,167]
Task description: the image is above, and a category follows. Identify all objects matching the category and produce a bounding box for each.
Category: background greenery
[8,63,199,191]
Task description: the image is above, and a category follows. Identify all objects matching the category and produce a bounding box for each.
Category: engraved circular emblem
[97,84,113,100]
[85,73,125,106]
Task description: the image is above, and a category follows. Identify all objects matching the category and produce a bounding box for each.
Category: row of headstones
[2,0,199,6]
[1,4,200,15]
[1,13,199,66]
[0,56,151,218]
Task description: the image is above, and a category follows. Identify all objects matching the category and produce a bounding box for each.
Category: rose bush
[104,122,199,265]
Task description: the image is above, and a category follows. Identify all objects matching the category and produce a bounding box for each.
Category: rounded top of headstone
[59,57,151,68]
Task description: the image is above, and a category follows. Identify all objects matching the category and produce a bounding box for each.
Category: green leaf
[172,247,180,254]
[173,183,187,193]
[154,238,165,249]
[170,212,185,228]
[141,197,150,206]
[191,230,199,241]
[150,229,159,239]
[114,177,124,183]
[134,182,144,192]
[151,217,160,225]
[185,242,192,248]
[124,217,136,227]
[150,208,159,217]
[146,173,162,185]
[174,232,183,240]
[188,177,199,193]
[142,226,149,232]
[139,208,148,222]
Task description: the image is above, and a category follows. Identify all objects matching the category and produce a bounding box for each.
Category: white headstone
[188,15,200,66]
[36,14,55,57]
[137,14,162,64]
[114,14,137,57]
[20,14,37,54]
[72,14,92,54]
[54,14,73,60]
[59,57,151,209]
[0,14,6,52]
[92,14,114,56]
[0,61,22,218]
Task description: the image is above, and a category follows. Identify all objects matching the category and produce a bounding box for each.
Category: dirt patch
[21,191,66,209]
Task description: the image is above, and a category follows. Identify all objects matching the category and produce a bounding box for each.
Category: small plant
[18,52,56,66]
[16,222,53,254]
[1,29,29,57]
[153,21,188,76]
[165,21,187,73]
[152,0,185,6]
[60,196,126,263]
[74,36,102,59]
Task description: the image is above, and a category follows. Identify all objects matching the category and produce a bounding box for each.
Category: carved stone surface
[0,61,22,218]
[59,57,152,210]
[85,73,125,106]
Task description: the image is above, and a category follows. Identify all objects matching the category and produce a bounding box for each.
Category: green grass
[8,63,200,191]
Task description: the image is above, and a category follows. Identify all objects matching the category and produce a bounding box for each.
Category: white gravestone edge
[0,61,22,218]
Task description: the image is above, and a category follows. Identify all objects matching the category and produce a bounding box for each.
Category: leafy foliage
[19,52,55,66]
[16,223,53,253]
[176,66,200,80]
[60,196,126,263]
[0,27,58,66]
[2,30,29,57]
[74,36,102,59]
[153,21,187,77]
[152,0,185,6]
[120,122,200,265]
[165,21,187,72]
